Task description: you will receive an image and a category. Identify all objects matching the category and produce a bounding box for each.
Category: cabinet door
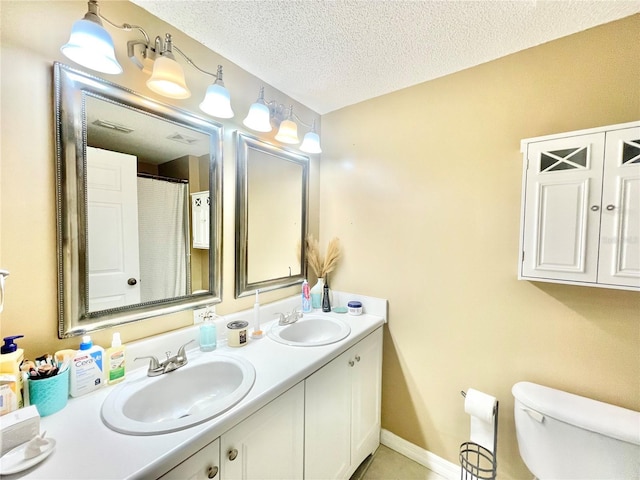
[350,328,383,468]
[304,350,352,480]
[191,192,210,249]
[522,133,605,282]
[159,438,220,480]
[598,127,640,288]
[221,383,304,480]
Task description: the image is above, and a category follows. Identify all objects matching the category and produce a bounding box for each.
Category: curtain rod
[137,172,189,184]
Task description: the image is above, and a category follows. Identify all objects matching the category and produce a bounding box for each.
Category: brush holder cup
[28,368,69,417]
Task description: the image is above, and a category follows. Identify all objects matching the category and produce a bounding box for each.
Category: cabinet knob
[590,205,600,211]
[355,355,361,362]
[207,465,219,478]
[127,277,137,285]
[228,448,238,461]
[606,204,616,211]
[348,360,355,367]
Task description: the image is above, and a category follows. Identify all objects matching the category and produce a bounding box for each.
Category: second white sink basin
[268,315,351,347]
[101,354,255,435]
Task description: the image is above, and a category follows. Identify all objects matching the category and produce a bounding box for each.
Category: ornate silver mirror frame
[54,62,223,338]
[235,133,309,298]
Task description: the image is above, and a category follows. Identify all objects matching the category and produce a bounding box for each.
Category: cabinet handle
[590,205,600,211]
[348,360,355,367]
[207,465,219,478]
[606,205,615,211]
[228,448,238,461]
[355,355,361,362]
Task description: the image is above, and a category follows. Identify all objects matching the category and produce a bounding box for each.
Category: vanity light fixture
[243,87,322,154]
[61,0,234,119]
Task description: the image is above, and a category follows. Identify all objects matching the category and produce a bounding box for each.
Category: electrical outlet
[193,307,209,325]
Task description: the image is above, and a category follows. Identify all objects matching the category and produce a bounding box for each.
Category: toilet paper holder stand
[459,390,498,480]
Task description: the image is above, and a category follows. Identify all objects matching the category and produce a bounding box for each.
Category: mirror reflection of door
[87,146,141,310]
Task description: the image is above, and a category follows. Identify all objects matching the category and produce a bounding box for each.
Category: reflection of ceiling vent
[167,133,199,145]
[92,119,134,134]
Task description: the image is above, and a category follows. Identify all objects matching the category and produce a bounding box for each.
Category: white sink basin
[101,354,255,435]
[268,315,351,347]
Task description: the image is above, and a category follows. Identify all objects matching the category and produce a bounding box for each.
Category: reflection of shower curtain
[137,177,190,303]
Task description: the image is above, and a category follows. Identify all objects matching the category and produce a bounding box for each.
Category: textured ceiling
[132,1,639,114]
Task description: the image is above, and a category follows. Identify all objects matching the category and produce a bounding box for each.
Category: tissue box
[0,405,40,455]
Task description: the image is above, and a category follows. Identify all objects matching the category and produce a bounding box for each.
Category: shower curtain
[137,177,190,303]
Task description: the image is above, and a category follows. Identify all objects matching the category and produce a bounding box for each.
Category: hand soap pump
[199,307,217,352]
[322,281,332,312]
[0,335,25,412]
[251,290,264,339]
[301,280,311,313]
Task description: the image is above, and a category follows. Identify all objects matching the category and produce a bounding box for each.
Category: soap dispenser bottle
[0,335,25,411]
[199,308,217,352]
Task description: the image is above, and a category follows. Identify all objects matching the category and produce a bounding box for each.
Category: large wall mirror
[235,133,309,297]
[54,63,223,338]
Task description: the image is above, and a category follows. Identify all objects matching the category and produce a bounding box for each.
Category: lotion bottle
[105,332,126,385]
[70,335,104,397]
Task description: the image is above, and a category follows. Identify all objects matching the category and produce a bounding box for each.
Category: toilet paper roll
[464,388,497,451]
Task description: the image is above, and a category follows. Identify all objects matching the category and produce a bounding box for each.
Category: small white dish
[0,438,56,475]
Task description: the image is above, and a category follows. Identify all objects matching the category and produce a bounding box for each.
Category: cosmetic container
[227,321,248,347]
[347,301,363,316]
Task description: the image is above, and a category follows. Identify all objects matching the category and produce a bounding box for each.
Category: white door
[221,383,304,480]
[350,328,383,469]
[87,146,141,311]
[304,350,352,480]
[598,127,640,288]
[159,439,220,480]
[522,133,605,282]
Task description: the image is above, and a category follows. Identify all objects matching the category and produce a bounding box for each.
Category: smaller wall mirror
[235,133,309,297]
[55,63,223,337]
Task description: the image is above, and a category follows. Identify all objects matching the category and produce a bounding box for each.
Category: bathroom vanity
[12,294,386,479]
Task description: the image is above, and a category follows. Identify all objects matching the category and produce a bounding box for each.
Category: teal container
[28,368,69,417]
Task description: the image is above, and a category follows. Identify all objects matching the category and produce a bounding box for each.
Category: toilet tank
[512,382,640,480]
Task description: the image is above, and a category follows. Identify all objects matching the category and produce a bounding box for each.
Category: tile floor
[350,445,448,480]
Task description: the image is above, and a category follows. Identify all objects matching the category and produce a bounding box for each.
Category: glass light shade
[242,102,272,132]
[61,19,123,74]
[275,119,299,144]
[146,56,191,99]
[300,131,322,154]
[199,83,234,118]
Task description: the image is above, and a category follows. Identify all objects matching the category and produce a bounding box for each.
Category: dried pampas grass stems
[305,235,341,278]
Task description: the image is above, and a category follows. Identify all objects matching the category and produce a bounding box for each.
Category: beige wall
[0,2,320,356]
[321,14,640,479]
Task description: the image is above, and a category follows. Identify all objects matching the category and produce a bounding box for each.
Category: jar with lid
[227,321,249,347]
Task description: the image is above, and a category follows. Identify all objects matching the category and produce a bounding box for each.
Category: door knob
[228,448,238,461]
[590,205,600,211]
[348,360,355,367]
[606,204,615,211]
[127,278,137,285]
[355,355,361,362]
[207,465,219,478]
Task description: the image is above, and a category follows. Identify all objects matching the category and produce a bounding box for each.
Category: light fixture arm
[173,45,221,81]
[88,0,150,44]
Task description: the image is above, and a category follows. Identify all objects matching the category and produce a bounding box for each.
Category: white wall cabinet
[191,191,210,249]
[159,439,220,480]
[220,382,305,480]
[304,327,383,479]
[519,122,640,290]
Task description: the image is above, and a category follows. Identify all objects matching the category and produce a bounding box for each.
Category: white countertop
[7,293,386,479]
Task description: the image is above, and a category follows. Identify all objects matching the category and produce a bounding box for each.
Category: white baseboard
[380,429,460,480]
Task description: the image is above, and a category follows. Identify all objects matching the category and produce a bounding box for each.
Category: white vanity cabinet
[519,122,640,290]
[191,191,210,249]
[159,439,220,480]
[304,327,383,479]
[220,382,305,480]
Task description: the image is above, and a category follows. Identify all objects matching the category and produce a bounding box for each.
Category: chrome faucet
[135,339,194,377]
[276,309,303,326]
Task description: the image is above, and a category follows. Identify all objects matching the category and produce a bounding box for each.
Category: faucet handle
[176,339,195,360]
[134,355,160,370]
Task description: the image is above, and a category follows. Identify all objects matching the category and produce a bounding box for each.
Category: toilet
[512,381,640,479]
